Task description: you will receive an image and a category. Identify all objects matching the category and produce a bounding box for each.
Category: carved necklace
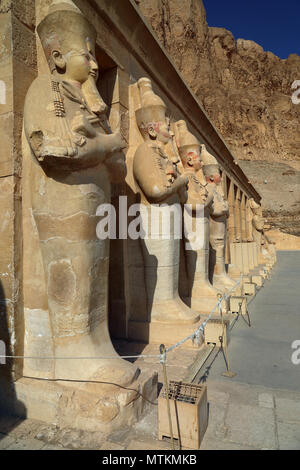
[51,79,66,117]
[50,78,77,155]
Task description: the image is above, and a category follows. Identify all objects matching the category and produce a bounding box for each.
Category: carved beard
[81,74,107,115]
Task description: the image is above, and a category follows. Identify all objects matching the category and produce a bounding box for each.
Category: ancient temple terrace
[0,0,299,452]
[0,250,299,450]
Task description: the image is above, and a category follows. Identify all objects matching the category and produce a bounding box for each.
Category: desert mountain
[135,0,300,243]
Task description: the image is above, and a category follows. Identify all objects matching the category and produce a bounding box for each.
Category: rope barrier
[0,354,160,360]
[0,277,243,363]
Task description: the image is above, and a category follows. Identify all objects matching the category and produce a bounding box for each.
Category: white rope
[166,276,242,354]
[0,354,160,360]
[0,278,242,363]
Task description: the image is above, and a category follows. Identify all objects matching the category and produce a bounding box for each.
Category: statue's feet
[213,276,242,297]
[55,349,140,386]
[151,299,200,324]
[190,283,228,314]
[90,359,140,388]
[191,280,222,299]
[213,273,237,290]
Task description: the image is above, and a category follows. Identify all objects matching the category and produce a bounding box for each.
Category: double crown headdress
[175,120,200,163]
[37,0,96,72]
[200,144,219,177]
[135,78,167,130]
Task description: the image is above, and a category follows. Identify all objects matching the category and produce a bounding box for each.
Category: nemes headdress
[37,0,96,70]
[135,77,167,130]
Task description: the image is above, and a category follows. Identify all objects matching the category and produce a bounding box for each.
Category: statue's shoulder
[24,75,52,115]
[134,141,154,156]
[133,142,156,168]
[26,75,51,98]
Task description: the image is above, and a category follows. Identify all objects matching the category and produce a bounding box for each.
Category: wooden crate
[230,296,247,315]
[242,282,256,296]
[252,275,263,287]
[158,381,208,449]
[204,317,231,347]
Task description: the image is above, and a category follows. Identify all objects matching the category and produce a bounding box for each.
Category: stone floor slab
[127,439,172,450]
[225,403,276,449]
[6,438,46,450]
[99,441,126,450]
[205,402,227,440]
[0,433,17,450]
[41,444,67,450]
[0,415,21,434]
[9,418,44,439]
[277,422,300,450]
[275,397,300,424]
[259,393,274,409]
[200,437,255,450]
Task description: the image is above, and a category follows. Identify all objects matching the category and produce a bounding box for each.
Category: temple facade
[0,0,276,431]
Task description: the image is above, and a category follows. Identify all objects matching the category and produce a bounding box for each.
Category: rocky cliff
[135,0,300,241]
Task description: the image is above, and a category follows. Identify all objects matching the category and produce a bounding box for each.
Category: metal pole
[160,344,175,450]
[217,295,236,379]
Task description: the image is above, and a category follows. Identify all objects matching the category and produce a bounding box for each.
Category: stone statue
[174,123,227,314]
[249,199,276,264]
[22,0,139,389]
[249,198,270,264]
[262,232,277,262]
[201,145,238,294]
[132,78,199,324]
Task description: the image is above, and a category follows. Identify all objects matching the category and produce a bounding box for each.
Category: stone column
[240,192,250,274]
[245,197,255,271]
[222,173,230,266]
[227,179,236,245]
[234,188,242,242]
[233,188,246,274]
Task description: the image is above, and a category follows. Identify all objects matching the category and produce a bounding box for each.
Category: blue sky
[203,0,299,59]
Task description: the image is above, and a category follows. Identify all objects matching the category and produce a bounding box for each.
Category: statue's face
[65,48,98,84]
[53,39,98,84]
[156,121,171,144]
[206,171,221,184]
[147,121,171,144]
[183,147,202,172]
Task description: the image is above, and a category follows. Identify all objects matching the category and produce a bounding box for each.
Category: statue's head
[136,78,171,144]
[200,144,221,184]
[37,0,98,84]
[175,120,202,172]
[249,198,262,215]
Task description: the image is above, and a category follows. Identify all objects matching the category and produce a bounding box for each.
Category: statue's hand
[100,131,126,156]
[175,175,189,202]
[71,112,97,138]
[113,131,127,152]
[176,174,189,188]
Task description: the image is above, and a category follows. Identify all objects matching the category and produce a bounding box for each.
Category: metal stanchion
[160,344,175,450]
[217,294,236,379]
